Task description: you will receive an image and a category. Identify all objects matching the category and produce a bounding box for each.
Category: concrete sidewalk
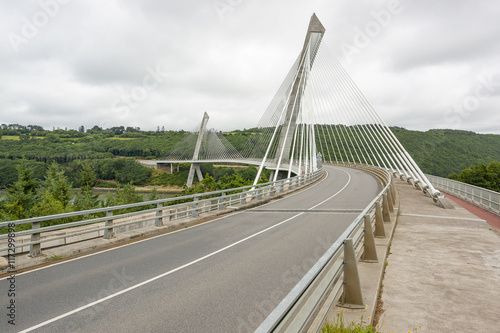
[377,180,500,332]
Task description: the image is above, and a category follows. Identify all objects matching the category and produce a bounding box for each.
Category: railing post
[270,184,275,197]
[280,181,284,193]
[240,189,246,205]
[387,188,394,212]
[219,192,226,210]
[390,182,396,204]
[155,202,163,227]
[29,221,42,257]
[192,197,198,217]
[256,187,262,200]
[340,238,365,308]
[104,210,114,239]
[382,193,391,222]
[375,202,386,237]
[362,215,378,262]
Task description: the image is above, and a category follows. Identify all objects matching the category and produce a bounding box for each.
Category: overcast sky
[1,0,499,133]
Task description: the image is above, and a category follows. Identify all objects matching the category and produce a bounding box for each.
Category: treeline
[0,160,158,231]
[0,158,153,189]
[2,124,500,180]
[448,162,500,192]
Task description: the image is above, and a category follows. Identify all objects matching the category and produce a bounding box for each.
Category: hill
[391,128,500,177]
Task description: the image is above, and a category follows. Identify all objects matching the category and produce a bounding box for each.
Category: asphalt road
[0,165,381,333]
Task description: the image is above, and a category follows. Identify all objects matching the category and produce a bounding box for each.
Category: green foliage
[448,161,500,192]
[43,162,72,207]
[2,159,40,219]
[391,128,500,177]
[321,313,378,333]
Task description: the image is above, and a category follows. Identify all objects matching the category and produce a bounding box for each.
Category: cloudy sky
[1,0,499,133]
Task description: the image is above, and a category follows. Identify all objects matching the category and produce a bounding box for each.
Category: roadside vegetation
[1,123,499,226]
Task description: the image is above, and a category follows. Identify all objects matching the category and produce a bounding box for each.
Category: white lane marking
[14,169,331,278]
[19,169,352,332]
[400,213,486,222]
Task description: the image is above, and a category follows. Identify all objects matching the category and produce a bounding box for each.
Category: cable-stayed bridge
[154,13,445,206]
[8,13,498,333]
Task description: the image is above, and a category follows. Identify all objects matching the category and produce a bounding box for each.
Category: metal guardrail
[0,169,324,257]
[256,163,395,333]
[426,174,500,216]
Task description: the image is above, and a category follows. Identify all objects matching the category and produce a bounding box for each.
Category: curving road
[0,165,381,333]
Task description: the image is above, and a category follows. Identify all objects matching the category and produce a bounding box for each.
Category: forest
[1,123,499,225]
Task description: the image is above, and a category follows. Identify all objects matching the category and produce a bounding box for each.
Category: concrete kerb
[0,172,327,275]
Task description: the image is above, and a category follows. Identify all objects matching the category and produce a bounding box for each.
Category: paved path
[378,180,500,333]
[0,166,381,333]
[444,193,500,232]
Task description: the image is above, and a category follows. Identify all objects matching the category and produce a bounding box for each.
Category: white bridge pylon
[240,13,443,201]
[158,13,445,204]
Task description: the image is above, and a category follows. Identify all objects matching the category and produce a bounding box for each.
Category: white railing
[0,170,324,257]
[426,174,500,215]
[256,164,395,332]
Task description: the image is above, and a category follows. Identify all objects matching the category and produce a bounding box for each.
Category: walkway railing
[0,170,323,258]
[426,174,500,216]
[256,164,396,332]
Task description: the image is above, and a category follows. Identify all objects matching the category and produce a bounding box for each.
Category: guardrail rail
[256,163,396,333]
[426,174,500,216]
[0,169,324,258]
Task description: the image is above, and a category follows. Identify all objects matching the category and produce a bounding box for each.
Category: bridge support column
[362,215,378,262]
[340,238,365,309]
[187,163,203,187]
[375,202,386,237]
[186,112,209,187]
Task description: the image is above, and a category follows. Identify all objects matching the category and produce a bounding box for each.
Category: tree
[73,162,99,211]
[43,161,72,207]
[3,159,39,219]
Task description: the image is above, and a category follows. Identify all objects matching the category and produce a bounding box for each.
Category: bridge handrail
[0,169,324,256]
[256,163,394,332]
[426,174,500,216]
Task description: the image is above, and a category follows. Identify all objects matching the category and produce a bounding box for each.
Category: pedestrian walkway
[377,180,500,332]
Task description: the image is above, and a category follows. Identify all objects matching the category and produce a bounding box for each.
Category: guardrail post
[29,221,42,257]
[280,181,284,193]
[256,188,262,200]
[192,197,198,217]
[270,184,275,197]
[362,215,378,262]
[375,202,386,237]
[340,238,365,308]
[155,202,163,227]
[104,210,114,239]
[219,192,226,210]
[390,182,396,204]
[387,188,394,212]
[382,193,391,222]
[240,189,246,205]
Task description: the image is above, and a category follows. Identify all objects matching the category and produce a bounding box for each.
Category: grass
[45,254,65,261]
[321,313,379,333]
[1,135,20,140]
[105,137,136,140]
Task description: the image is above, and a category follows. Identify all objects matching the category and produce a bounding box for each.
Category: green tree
[73,162,99,210]
[3,159,39,219]
[43,161,72,207]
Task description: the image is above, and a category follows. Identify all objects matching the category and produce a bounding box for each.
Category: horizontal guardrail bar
[0,169,324,255]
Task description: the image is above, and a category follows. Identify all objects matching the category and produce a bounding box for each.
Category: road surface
[0,165,381,333]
